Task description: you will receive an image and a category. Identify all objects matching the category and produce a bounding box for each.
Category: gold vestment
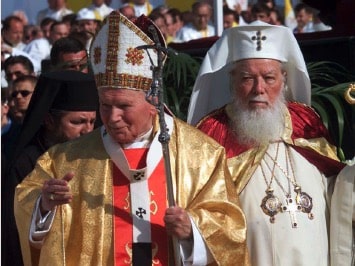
[15,118,249,266]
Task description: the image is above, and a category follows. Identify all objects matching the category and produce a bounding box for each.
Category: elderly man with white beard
[188,21,354,266]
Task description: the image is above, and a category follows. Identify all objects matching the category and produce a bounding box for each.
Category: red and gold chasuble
[112,148,169,265]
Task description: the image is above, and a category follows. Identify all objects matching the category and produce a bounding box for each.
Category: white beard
[229,94,286,145]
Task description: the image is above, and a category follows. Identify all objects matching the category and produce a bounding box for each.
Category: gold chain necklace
[260,143,282,224]
[266,146,314,219]
[260,143,314,228]
[263,147,302,228]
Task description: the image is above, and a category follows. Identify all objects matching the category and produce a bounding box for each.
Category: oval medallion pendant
[261,189,282,223]
[298,191,314,219]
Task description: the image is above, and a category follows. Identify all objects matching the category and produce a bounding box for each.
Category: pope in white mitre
[14,11,250,266]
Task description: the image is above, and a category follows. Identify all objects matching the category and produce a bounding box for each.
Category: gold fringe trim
[95,73,152,91]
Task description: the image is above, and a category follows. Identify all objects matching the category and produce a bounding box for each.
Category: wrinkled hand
[164,206,192,240]
[41,172,74,213]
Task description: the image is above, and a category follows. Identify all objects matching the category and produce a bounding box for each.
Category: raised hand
[41,172,74,213]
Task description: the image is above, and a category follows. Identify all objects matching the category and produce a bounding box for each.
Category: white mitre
[90,11,165,92]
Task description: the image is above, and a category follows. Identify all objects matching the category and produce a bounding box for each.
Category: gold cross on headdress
[251,30,267,51]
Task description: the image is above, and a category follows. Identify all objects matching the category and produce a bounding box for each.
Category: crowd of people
[1,0,333,75]
[1,0,353,266]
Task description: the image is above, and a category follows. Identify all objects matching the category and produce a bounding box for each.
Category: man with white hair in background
[174,1,215,43]
[36,0,73,25]
[188,21,354,266]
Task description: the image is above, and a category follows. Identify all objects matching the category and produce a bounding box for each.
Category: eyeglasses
[11,90,33,98]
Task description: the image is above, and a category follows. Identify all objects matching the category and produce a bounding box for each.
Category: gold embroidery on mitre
[125,47,144,66]
[120,14,155,46]
[92,11,158,90]
[107,12,120,72]
[95,73,152,91]
[93,46,102,64]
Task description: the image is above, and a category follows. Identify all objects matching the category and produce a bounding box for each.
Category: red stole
[112,148,169,265]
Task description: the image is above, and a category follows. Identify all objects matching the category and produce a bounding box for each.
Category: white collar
[121,127,153,149]
[101,113,174,178]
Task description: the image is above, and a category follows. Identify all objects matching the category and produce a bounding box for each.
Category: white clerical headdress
[77,7,102,22]
[187,20,311,125]
[90,11,165,91]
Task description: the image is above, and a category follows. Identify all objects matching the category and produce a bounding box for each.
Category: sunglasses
[11,90,33,98]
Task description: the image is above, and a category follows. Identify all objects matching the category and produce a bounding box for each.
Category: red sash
[113,148,169,265]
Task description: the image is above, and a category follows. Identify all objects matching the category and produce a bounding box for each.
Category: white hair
[228,79,287,146]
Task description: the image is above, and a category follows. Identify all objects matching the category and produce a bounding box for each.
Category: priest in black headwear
[2,70,99,266]
[9,70,99,183]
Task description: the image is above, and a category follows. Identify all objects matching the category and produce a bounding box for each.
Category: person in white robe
[174,1,215,43]
[188,20,355,266]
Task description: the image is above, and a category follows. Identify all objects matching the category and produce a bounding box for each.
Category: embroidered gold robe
[15,117,249,266]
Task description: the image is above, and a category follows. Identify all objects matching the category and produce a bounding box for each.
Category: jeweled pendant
[296,190,314,219]
[298,191,313,211]
[261,189,282,223]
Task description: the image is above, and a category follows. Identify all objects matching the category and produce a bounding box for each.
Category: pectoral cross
[282,197,302,228]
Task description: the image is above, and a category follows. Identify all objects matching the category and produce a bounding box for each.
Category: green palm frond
[308,62,355,88]
[163,52,202,120]
[311,100,329,128]
[308,61,355,161]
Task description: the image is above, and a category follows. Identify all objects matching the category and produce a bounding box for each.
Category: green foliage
[163,52,202,121]
[308,61,355,161]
